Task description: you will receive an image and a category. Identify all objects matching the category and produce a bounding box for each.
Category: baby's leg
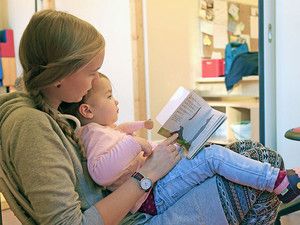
[154,144,279,214]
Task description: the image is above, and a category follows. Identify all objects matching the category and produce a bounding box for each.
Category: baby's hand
[133,136,153,157]
[144,119,154,130]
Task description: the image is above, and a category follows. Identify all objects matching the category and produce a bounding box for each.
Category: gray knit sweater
[0,92,108,224]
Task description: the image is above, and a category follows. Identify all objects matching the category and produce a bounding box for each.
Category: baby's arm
[82,128,143,186]
[117,119,153,134]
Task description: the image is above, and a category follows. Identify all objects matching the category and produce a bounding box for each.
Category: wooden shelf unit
[196,76,259,144]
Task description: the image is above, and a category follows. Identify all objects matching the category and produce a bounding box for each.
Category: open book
[156,87,226,159]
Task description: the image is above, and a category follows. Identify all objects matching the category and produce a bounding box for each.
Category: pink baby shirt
[79,121,155,212]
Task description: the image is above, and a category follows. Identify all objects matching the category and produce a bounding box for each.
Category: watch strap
[132,172,144,181]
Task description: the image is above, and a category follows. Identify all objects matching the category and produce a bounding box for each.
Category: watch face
[140,178,152,190]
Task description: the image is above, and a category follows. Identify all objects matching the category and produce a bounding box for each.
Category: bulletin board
[199,0,259,59]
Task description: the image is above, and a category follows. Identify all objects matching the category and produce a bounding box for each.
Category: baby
[60,72,300,215]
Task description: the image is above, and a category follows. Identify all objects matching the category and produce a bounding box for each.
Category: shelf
[195,75,259,97]
[196,75,260,143]
[207,99,259,108]
[196,75,259,83]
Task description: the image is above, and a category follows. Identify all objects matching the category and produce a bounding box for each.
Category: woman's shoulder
[0,92,58,131]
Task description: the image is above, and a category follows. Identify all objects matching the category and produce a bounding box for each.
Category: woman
[0,9,281,225]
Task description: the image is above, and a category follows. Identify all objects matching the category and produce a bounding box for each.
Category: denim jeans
[153,144,279,214]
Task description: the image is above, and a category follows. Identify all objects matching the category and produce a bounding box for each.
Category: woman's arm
[95,134,180,225]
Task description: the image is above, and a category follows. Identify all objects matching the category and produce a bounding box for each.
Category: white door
[275,0,300,167]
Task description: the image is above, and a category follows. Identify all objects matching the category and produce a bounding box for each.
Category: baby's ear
[79,103,94,119]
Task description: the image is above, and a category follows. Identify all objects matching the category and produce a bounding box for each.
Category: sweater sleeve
[81,126,142,186]
[116,121,145,134]
[6,109,103,225]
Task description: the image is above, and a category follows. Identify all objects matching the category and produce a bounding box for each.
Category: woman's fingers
[162,133,178,146]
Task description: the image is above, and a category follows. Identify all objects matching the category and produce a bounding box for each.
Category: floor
[1,208,300,225]
[281,210,300,225]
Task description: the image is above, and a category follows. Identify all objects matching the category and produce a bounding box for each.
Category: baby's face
[85,76,119,126]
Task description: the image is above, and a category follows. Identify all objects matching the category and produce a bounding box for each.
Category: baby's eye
[107,95,112,99]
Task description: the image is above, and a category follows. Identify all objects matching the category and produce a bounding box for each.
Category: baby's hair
[20,9,105,158]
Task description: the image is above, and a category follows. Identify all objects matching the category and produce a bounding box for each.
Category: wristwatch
[131,172,153,192]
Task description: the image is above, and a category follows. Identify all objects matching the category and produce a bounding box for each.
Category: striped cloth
[217,140,283,225]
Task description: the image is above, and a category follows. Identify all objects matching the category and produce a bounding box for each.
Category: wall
[0,0,8,29]
[6,0,134,123]
[276,1,300,167]
[6,0,35,75]
[145,0,201,140]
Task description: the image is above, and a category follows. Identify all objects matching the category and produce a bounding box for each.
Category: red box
[0,29,15,57]
[202,59,225,77]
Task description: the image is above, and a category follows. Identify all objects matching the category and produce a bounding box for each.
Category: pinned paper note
[201,20,214,35]
[211,51,222,59]
[198,9,206,19]
[228,20,237,33]
[203,35,212,46]
[206,9,214,21]
[229,35,239,42]
[214,0,228,25]
[228,4,239,21]
[213,24,228,49]
[235,22,245,36]
[250,16,258,39]
[206,0,213,8]
[240,34,251,50]
[200,0,207,9]
[251,7,259,16]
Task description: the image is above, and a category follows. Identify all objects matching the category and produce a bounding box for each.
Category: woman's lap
[144,176,228,225]
[123,140,282,225]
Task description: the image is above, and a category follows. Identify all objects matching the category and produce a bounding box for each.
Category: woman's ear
[79,104,94,119]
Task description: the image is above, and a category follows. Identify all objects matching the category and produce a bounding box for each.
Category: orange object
[2,57,17,86]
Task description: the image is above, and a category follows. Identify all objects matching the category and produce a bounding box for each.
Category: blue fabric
[143,176,228,225]
[225,52,258,91]
[0,30,7,42]
[225,42,249,75]
[153,144,278,214]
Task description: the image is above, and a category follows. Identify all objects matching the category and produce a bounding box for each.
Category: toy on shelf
[0,29,15,57]
[0,29,17,89]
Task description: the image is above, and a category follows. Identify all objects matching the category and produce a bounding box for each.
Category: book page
[157,87,226,159]
[156,87,190,126]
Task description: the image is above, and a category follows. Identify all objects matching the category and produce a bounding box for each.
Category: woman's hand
[139,133,180,182]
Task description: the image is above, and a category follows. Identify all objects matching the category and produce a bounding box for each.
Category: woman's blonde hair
[19,10,105,157]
